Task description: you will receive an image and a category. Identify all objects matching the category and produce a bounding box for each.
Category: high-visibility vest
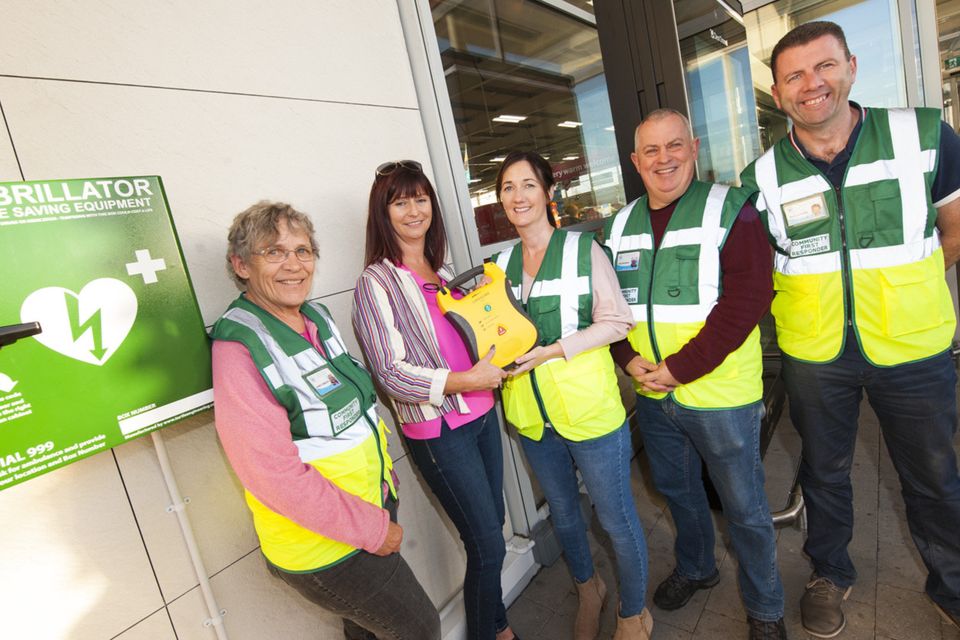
[211,296,395,571]
[740,107,955,365]
[492,230,625,441]
[603,181,763,408]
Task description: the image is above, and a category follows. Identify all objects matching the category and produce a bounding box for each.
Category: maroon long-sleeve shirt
[610,199,773,384]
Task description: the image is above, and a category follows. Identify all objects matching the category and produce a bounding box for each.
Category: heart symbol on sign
[20,278,138,366]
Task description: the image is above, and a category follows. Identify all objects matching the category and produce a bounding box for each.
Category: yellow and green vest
[740,107,955,366]
[492,230,625,441]
[603,181,763,409]
[211,296,395,572]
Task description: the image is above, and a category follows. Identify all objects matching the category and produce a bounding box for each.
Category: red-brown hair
[364,164,447,271]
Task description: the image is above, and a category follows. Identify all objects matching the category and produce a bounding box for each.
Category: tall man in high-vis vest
[604,109,786,640]
[740,21,960,639]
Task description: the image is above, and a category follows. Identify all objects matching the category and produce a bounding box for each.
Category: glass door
[674,0,762,184]
[936,0,960,132]
[431,0,627,252]
[674,0,912,178]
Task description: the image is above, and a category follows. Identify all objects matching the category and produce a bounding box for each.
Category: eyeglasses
[375,160,423,177]
[252,246,315,263]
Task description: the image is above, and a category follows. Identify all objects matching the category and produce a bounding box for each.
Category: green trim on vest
[492,231,625,441]
[742,107,955,366]
[211,295,395,571]
[496,230,595,345]
[603,181,763,409]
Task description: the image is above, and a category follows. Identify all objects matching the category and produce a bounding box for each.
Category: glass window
[432,0,625,246]
[676,0,763,184]
[936,0,960,132]
[743,0,908,149]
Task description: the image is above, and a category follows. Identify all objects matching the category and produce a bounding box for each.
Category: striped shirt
[352,259,471,426]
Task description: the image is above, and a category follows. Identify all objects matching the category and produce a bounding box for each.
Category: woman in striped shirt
[352,160,517,640]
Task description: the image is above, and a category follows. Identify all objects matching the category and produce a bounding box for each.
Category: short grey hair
[226,201,318,289]
[633,108,694,150]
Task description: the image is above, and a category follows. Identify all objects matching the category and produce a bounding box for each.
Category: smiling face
[498,160,553,231]
[231,218,315,319]
[771,34,857,134]
[631,113,699,209]
[388,191,433,248]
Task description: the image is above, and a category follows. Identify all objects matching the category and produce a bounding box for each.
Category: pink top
[212,318,389,555]
[399,266,494,439]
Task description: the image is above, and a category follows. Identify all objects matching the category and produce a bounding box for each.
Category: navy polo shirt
[791,101,960,205]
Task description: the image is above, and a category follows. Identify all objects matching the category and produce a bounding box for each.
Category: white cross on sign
[125,249,167,284]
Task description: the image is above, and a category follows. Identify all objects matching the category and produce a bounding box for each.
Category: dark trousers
[267,496,440,640]
[404,409,509,640]
[782,340,960,614]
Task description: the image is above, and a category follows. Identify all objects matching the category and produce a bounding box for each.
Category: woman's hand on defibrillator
[468,347,508,390]
[509,343,563,377]
[445,347,507,394]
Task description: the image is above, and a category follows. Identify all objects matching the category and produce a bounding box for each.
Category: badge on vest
[305,367,343,397]
[621,287,639,304]
[781,193,829,228]
[331,398,362,436]
[615,250,641,272]
[789,233,832,258]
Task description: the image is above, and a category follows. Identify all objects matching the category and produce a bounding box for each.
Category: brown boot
[613,607,653,640]
[574,573,608,640]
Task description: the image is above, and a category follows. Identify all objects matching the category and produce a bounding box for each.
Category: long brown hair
[364,164,447,271]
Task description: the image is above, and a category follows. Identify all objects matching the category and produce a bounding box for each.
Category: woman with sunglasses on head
[352,160,517,640]
[491,151,652,640]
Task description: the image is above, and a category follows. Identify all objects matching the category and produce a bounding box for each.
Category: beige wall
[0,2,469,638]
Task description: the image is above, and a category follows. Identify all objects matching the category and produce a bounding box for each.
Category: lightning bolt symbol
[63,292,107,360]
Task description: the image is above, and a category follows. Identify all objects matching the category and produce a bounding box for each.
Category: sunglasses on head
[375,160,423,177]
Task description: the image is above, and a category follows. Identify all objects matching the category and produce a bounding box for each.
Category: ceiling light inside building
[562,155,580,161]
[492,114,527,123]
[557,121,582,128]
[490,156,507,162]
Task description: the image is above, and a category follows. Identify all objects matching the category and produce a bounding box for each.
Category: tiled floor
[507,398,960,639]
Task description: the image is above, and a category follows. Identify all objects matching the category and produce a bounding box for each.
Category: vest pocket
[528,297,560,344]
[659,246,700,304]
[502,374,543,432]
[878,262,945,337]
[771,274,820,339]
[865,181,903,248]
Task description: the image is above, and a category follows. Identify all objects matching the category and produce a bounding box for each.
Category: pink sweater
[212,320,389,555]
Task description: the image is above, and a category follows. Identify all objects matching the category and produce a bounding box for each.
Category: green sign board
[0,176,212,490]
[947,56,960,71]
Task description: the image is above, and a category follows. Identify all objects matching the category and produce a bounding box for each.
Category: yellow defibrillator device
[436,262,539,370]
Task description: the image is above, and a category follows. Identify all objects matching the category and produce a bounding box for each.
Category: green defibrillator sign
[0,176,213,490]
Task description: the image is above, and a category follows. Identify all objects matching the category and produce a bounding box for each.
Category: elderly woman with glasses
[211,201,440,640]
[352,161,518,640]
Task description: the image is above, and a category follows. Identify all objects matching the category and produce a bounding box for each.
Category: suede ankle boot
[574,573,608,640]
[613,607,653,640]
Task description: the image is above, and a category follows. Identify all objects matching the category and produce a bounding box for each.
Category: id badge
[305,367,343,397]
[616,250,641,272]
[781,193,829,228]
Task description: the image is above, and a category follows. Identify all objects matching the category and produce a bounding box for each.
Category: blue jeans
[404,409,508,640]
[635,395,784,621]
[782,341,960,614]
[519,422,649,617]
